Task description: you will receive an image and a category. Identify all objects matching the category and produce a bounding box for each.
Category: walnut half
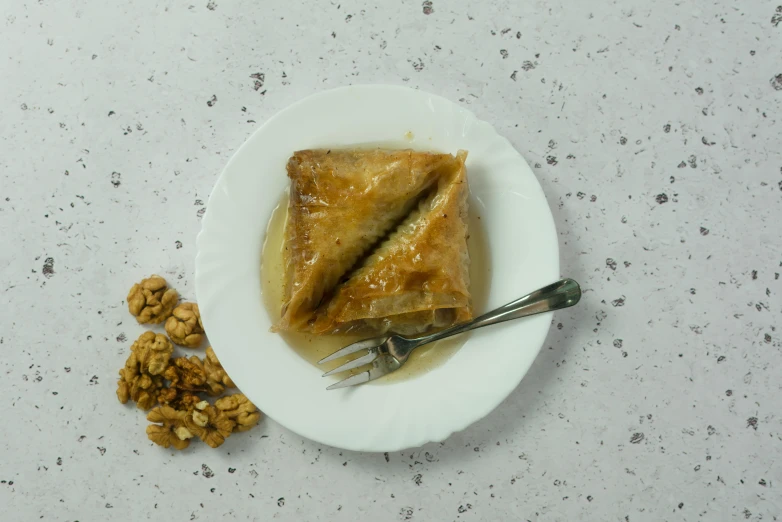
[116,332,173,410]
[117,370,163,410]
[165,302,204,348]
[127,275,178,324]
[146,406,195,450]
[164,351,232,397]
[204,346,235,389]
[130,331,174,376]
[157,387,202,412]
[185,401,235,448]
[163,356,208,393]
[215,394,262,432]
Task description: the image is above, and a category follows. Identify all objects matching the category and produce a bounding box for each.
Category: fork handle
[415,278,581,346]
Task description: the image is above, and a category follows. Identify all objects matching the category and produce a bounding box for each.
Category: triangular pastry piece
[276,148,458,331]
[311,150,471,335]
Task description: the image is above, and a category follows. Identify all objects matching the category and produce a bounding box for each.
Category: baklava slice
[276,148,459,331]
[311,151,471,335]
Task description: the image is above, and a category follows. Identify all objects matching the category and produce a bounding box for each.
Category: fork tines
[318,337,390,389]
[318,338,383,364]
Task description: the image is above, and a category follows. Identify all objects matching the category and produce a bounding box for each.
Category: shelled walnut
[146,406,195,450]
[117,370,163,410]
[185,401,236,448]
[204,346,235,389]
[164,352,232,397]
[215,394,262,432]
[157,387,201,412]
[130,331,174,376]
[163,356,208,392]
[117,332,173,410]
[119,276,262,450]
[127,275,178,324]
[165,302,204,348]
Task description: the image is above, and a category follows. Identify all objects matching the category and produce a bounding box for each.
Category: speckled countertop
[2,0,781,520]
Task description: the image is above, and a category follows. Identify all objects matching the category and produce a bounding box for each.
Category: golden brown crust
[312,151,471,335]
[277,148,456,332]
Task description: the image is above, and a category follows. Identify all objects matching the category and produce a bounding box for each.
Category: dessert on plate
[274,148,471,336]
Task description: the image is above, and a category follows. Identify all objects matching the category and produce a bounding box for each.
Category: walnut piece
[185,403,235,448]
[116,332,173,410]
[127,275,178,324]
[165,302,204,348]
[117,369,163,410]
[131,331,174,376]
[165,351,230,396]
[146,406,194,450]
[204,346,235,389]
[215,394,262,432]
[157,387,201,412]
[163,356,208,392]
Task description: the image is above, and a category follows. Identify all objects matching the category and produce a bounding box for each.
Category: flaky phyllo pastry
[274,148,471,335]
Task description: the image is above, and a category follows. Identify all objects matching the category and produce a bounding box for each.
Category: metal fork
[318,277,582,390]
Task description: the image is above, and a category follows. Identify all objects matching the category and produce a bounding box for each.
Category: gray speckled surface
[2,0,781,520]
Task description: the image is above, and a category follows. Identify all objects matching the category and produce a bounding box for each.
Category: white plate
[195,85,559,452]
